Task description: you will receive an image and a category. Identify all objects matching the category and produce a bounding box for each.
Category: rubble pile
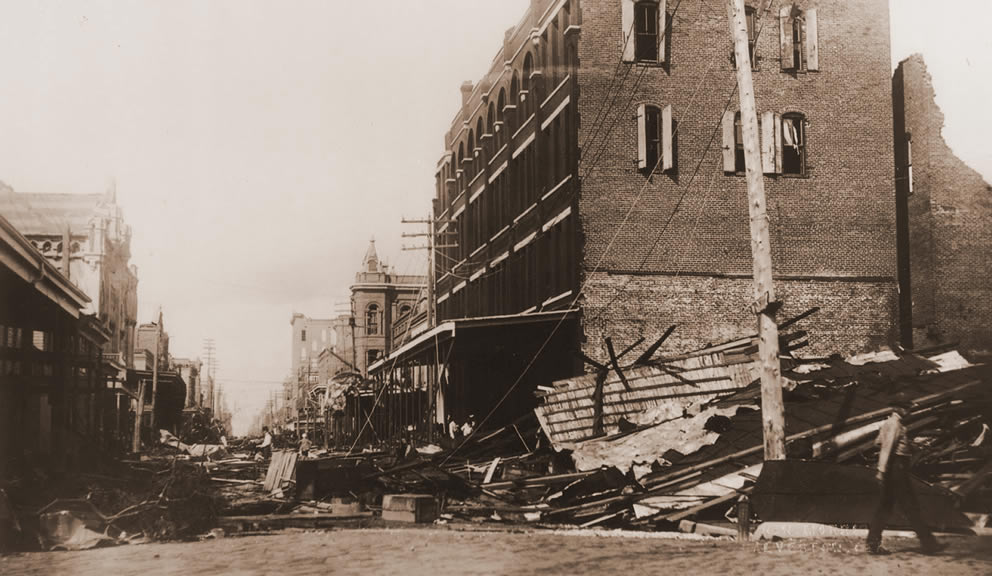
[2,318,989,550]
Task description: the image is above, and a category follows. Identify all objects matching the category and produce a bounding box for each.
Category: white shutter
[780,7,794,70]
[658,0,668,63]
[773,113,783,174]
[761,111,775,174]
[636,104,648,170]
[721,110,736,172]
[622,0,635,63]
[806,9,819,71]
[662,104,673,171]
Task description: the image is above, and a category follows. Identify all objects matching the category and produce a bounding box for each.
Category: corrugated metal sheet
[535,349,760,445]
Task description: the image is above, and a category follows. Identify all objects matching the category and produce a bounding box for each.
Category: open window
[724,110,807,176]
[622,0,667,63]
[781,112,806,176]
[636,103,673,173]
[780,6,818,71]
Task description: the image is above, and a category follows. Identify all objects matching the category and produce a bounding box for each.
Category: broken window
[781,112,806,176]
[780,6,818,71]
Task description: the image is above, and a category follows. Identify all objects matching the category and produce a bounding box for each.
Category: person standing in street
[866,398,943,555]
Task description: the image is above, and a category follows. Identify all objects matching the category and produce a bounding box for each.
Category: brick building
[893,54,992,356]
[367,0,901,440]
[350,239,426,375]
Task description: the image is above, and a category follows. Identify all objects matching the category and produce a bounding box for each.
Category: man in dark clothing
[866,399,942,555]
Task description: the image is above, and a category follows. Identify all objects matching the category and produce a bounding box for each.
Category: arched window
[509,73,520,132]
[399,304,412,318]
[782,112,807,176]
[486,103,496,157]
[522,53,533,118]
[496,89,507,148]
[467,129,475,178]
[366,304,380,336]
[475,116,485,162]
[457,143,465,189]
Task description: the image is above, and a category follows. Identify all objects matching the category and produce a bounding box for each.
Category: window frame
[634,1,660,62]
[781,112,807,177]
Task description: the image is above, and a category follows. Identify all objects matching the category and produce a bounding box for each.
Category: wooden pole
[726,0,785,461]
[149,307,162,431]
[131,379,145,453]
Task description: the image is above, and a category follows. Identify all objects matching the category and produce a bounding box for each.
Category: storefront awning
[368,308,580,375]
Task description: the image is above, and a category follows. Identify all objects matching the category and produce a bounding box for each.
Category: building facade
[893,54,992,356]
[350,240,427,376]
[1,213,108,473]
[432,0,897,363]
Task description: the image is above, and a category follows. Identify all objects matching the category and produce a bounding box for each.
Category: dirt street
[2,528,991,576]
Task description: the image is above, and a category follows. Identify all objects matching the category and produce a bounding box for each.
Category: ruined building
[893,54,992,356]
[374,0,900,431]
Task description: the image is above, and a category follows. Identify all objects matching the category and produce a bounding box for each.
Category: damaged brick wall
[576,0,898,358]
[893,54,992,355]
[581,272,897,358]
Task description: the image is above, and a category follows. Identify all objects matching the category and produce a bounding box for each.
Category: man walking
[866,399,942,555]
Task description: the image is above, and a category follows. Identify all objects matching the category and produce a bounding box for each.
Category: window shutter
[636,104,648,170]
[721,110,735,172]
[658,0,668,63]
[662,104,673,171]
[773,113,783,174]
[622,0,635,63]
[779,7,794,70]
[806,9,819,71]
[761,111,775,174]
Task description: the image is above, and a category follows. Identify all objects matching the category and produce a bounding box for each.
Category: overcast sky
[0,0,988,435]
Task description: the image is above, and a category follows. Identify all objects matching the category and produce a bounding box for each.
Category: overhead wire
[441,0,777,464]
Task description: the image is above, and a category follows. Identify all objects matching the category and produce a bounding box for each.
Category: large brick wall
[582,272,897,358]
[576,0,897,356]
[894,54,992,355]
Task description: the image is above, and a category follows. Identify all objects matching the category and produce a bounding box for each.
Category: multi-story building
[375,0,900,433]
[435,0,897,354]
[289,313,337,425]
[135,322,170,369]
[1,213,108,471]
[893,54,992,356]
[0,183,139,449]
[0,183,139,370]
[173,357,203,409]
[350,239,426,375]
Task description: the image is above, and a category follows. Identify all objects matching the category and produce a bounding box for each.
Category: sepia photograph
[0,0,990,574]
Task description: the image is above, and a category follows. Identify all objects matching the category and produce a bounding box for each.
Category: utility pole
[402,213,458,329]
[149,307,162,431]
[727,0,785,461]
[203,338,216,413]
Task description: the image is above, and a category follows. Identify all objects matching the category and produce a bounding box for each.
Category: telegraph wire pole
[149,307,163,430]
[727,0,785,461]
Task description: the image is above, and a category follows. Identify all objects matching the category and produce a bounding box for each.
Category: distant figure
[866,399,942,555]
[252,426,273,460]
[299,432,312,459]
[461,415,476,439]
[220,435,228,448]
[447,415,459,441]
